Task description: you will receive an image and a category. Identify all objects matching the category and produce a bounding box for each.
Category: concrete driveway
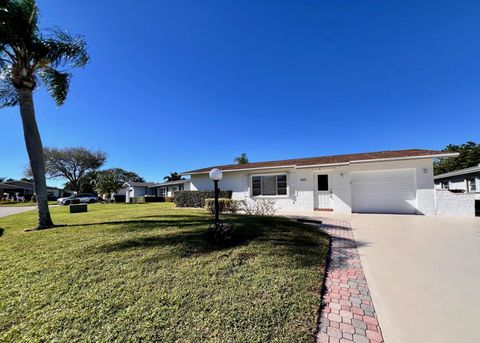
[0,206,36,218]
[350,214,480,343]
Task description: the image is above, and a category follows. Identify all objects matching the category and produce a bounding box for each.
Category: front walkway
[0,206,36,218]
[314,218,384,343]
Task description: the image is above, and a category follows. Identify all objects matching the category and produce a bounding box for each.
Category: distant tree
[434,141,480,175]
[0,0,89,229]
[0,177,5,183]
[63,168,144,193]
[164,172,182,182]
[94,170,122,197]
[63,171,96,193]
[26,147,106,192]
[234,153,249,164]
[115,169,145,183]
[20,177,33,182]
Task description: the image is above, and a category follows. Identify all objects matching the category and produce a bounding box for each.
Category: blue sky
[2,0,479,186]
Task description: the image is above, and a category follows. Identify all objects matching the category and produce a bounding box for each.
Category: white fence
[435,190,475,217]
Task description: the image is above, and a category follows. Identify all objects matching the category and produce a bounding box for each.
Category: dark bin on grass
[70,204,87,213]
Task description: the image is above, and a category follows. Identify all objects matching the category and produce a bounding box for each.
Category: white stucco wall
[435,190,475,217]
[188,158,438,215]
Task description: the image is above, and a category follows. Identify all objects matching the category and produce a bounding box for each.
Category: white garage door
[351,169,416,214]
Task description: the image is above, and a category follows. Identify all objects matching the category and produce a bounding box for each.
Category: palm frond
[0,0,89,107]
[0,0,39,47]
[0,78,19,108]
[39,67,70,105]
[36,28,89,69]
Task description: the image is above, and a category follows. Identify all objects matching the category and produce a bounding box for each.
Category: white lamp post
[209,168,223,228]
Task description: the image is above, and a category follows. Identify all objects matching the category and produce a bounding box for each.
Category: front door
[315,174,333,210]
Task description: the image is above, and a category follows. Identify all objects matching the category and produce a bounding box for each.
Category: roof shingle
[182,149,456,174]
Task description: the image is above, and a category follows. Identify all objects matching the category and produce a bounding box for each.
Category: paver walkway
[316,217,384,343]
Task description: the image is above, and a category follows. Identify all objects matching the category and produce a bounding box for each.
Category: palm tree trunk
[18,88,54,229]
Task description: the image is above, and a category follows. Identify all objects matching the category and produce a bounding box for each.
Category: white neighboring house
[149,180,191,197]
[181,149,458,215]
[434,164,480,194]
[123,182,159,203]
[123,180,190,202]
[434,164,480,217]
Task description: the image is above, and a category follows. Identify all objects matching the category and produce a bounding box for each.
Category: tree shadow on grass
[63,216,211,233]
[0,228,4,237]
[87,214,330,268]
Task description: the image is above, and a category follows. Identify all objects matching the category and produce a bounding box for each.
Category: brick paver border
[314,217,385,343]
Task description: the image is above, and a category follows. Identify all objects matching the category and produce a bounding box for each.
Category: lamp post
[209,168,223,228]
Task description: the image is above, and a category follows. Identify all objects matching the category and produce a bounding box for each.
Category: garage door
[351,169,416,214]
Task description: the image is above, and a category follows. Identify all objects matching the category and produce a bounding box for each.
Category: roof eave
[434,166,480,179]
[182,152,459,175]
[349,152,460,164]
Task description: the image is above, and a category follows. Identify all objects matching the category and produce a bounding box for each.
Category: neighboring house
[182,149,457,215]
[434,164,480,193]
[123,182,159,202]
[123,180,190,202]
[149,180,190,197]
[0,180,72,200]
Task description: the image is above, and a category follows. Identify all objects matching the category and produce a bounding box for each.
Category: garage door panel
[351,169,416,214]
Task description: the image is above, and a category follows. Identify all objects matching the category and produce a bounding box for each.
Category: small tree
[95,170,124,198]
[95,168,145,199]
[234,153,249,164]
[164,172,182,182]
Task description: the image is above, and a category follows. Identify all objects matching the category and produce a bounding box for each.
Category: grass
[0,201,57,207]
[0,203,329,342]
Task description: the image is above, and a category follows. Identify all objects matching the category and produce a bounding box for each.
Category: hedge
[145,196,166,202]
[205,198,242,214]
[174,190,232,208]
[129,196,145,204]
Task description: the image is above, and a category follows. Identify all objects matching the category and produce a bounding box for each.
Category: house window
[159,188,167,196]
[251,174,287,196]
[468,179,476,192]
[317,175,329,191]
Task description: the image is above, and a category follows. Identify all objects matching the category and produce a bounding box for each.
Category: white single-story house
[434,164,480,193]
[149,180,191,197]
[123,181,159,202]
[123,180,190,202]
[182,149,459,215]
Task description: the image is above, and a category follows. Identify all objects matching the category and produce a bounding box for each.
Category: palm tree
[0,0,89,229]
[234,153,249,164]
[164,172,182,182]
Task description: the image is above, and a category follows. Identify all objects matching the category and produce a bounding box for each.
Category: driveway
[0,206,36,218]
[350,214,480,343]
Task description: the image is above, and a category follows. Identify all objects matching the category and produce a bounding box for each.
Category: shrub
[205,198,241,214]
[113,195,126,203]
[130,196,145,204]
[242,199,277,216]
[144,196,166,203]
[174,190,232,208]
[207,222,237,245]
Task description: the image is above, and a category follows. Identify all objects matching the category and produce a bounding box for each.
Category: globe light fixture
[209,168,223,228]
[209,168,223,181]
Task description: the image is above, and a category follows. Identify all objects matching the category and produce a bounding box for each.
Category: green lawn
[0,201,57,207]
[0,203,329,342]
